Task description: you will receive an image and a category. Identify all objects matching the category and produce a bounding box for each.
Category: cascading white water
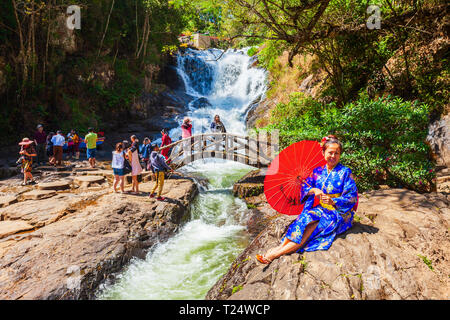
[97,48,268,300]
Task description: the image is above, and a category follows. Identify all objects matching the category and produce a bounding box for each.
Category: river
[96,48,268,300]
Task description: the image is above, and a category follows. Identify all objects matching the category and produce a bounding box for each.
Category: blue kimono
[283,163,358,252]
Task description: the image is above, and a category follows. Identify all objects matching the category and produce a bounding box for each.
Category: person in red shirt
[181,117,192,139]
[33,124,47,166]
[160,128,172,161]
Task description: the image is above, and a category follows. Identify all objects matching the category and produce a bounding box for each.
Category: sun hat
[19,138,34,146]
[37,124,43,129]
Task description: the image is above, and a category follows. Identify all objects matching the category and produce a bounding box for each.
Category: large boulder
[0,179,198,300]
[206,188,449,300]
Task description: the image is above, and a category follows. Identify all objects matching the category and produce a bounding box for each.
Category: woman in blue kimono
[256,135,358,264]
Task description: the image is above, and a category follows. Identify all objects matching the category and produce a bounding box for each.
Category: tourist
[141,137,152,171]
[84,128,98,168]
[160,128,172,161]
[18,138,37,186]
[112,142,125,193]
[67,129,80,160]
[51,130,65,166]
[33,124,47,166]
[127,135,142,194]
[210,115,226,133]
[181,117,192,155]
[122,140,132,175]
[149,144,173,201]
[256,135,358,264]
[46,132,55,165]
[181,117,192,139]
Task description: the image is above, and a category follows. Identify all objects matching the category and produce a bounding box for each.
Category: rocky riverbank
[206,170,450,300]
[0,162,198,300]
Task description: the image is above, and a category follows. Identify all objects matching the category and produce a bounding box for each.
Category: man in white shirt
[51,130,66,166]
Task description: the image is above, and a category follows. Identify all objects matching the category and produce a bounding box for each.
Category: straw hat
[19,138,34,146]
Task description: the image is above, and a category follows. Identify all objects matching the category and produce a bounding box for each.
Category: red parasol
[264,140,326,215]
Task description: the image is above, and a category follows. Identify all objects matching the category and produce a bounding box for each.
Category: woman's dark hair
[151,143,158,151]
[322,135,343,153]
[122,140,130,149]
[161,128,168,134]
[115,142,123,152]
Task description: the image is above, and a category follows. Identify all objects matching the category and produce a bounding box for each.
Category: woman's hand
[319,194,335,206]
[308,188,324,197]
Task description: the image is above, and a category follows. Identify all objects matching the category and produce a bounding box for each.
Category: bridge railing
[159,132,279,168]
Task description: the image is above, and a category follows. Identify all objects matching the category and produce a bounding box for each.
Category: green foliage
[170,0,223,35]
[264,94,435,192]
[247,46,258,57]
[257,40,286,71]
[231,285,243,294]
[418,254,434,271]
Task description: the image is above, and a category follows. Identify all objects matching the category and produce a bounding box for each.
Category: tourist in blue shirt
[141,137,152,171]
[51,130,66,166]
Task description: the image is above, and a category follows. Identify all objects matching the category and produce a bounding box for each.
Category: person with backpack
[149,144,173,201]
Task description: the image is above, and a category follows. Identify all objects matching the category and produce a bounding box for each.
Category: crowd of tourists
[17,124,91,186]
[17,115,226,198]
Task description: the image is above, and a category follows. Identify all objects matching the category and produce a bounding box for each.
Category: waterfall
[171,48,267,138]
[97,48,268,300]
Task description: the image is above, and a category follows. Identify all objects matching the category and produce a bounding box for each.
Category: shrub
[263,95,435,192]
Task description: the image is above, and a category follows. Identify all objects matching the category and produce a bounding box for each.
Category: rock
[0,195,18,208]
[233,169,266,198]
[0,178,198,300]
[0,220,34,239]
[22,190,57,200]
[0,167,18,179]
[38,180,71,191]
[74,176,105,187]
[37,165,73,172]
[427,114,450,167]
[0,193,101,227]
[206,188,450,300]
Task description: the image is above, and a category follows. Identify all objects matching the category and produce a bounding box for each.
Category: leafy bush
[264,95,435,192]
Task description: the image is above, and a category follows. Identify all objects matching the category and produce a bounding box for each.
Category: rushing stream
[96,48,268,300]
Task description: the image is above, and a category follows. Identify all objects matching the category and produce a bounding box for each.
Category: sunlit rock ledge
[207,182,450,300]
[0,178,198,300]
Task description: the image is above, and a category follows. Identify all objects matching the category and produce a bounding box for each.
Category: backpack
[122,151,132,174]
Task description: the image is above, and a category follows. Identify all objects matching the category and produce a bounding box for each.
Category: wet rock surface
[206,187,450,300]
[0,162,198,300]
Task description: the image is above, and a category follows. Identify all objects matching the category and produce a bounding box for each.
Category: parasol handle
[301,179,312,188]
